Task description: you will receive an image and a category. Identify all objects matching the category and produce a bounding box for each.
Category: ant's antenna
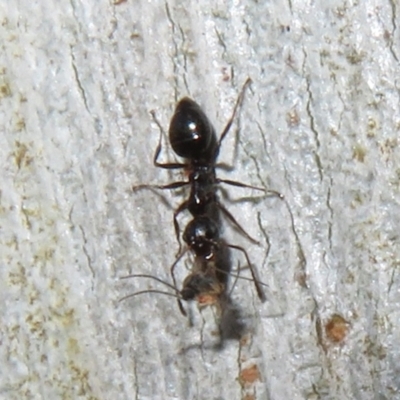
[120,273,179,293]
[119,289,181,303]
[119,273,187,315]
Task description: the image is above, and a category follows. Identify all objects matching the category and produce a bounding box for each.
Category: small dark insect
[123,79,278,314]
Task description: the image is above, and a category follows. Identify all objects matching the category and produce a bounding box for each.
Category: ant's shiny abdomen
[169,97,217,162]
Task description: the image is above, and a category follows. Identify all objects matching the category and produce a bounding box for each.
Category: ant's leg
[133,123,188,188]
[132,181,189,251]
[207,260,268,297]
[134,113,188,188]
[132,180,189,192]
[228,260,241,298]
[217,178,284,199]
[217,201,260,245]
[170,249,188,316]
[150,110,186,170]
[173,200,189,255]
[216,178,264,192]
[153,132,185,169]
[217,78,252,149]
[225,243,266,302]
[209,261,268,287]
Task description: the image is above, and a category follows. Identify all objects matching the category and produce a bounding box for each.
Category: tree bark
[1,1,399,399]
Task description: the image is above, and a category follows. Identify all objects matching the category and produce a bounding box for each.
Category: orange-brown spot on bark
[325,314,349,343]
[239,364,260,386]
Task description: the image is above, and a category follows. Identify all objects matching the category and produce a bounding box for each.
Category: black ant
[133,78,269,250]
[125,79,278,314]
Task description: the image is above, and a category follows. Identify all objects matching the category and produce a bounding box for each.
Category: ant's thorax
[184,163,218,216]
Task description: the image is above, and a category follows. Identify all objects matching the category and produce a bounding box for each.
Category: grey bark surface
[1,1,399,399]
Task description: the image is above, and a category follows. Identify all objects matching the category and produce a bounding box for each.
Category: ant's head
[169,98,217,162]
[183,216,219,257]
[180,272,224,305]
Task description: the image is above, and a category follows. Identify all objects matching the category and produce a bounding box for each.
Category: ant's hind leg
[133,112,189,190]
[217,202,260,245]
[217,78,252,150]
[150,110,186,170]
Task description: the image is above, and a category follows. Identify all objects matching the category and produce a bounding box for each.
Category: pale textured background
[1,1,400,399]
